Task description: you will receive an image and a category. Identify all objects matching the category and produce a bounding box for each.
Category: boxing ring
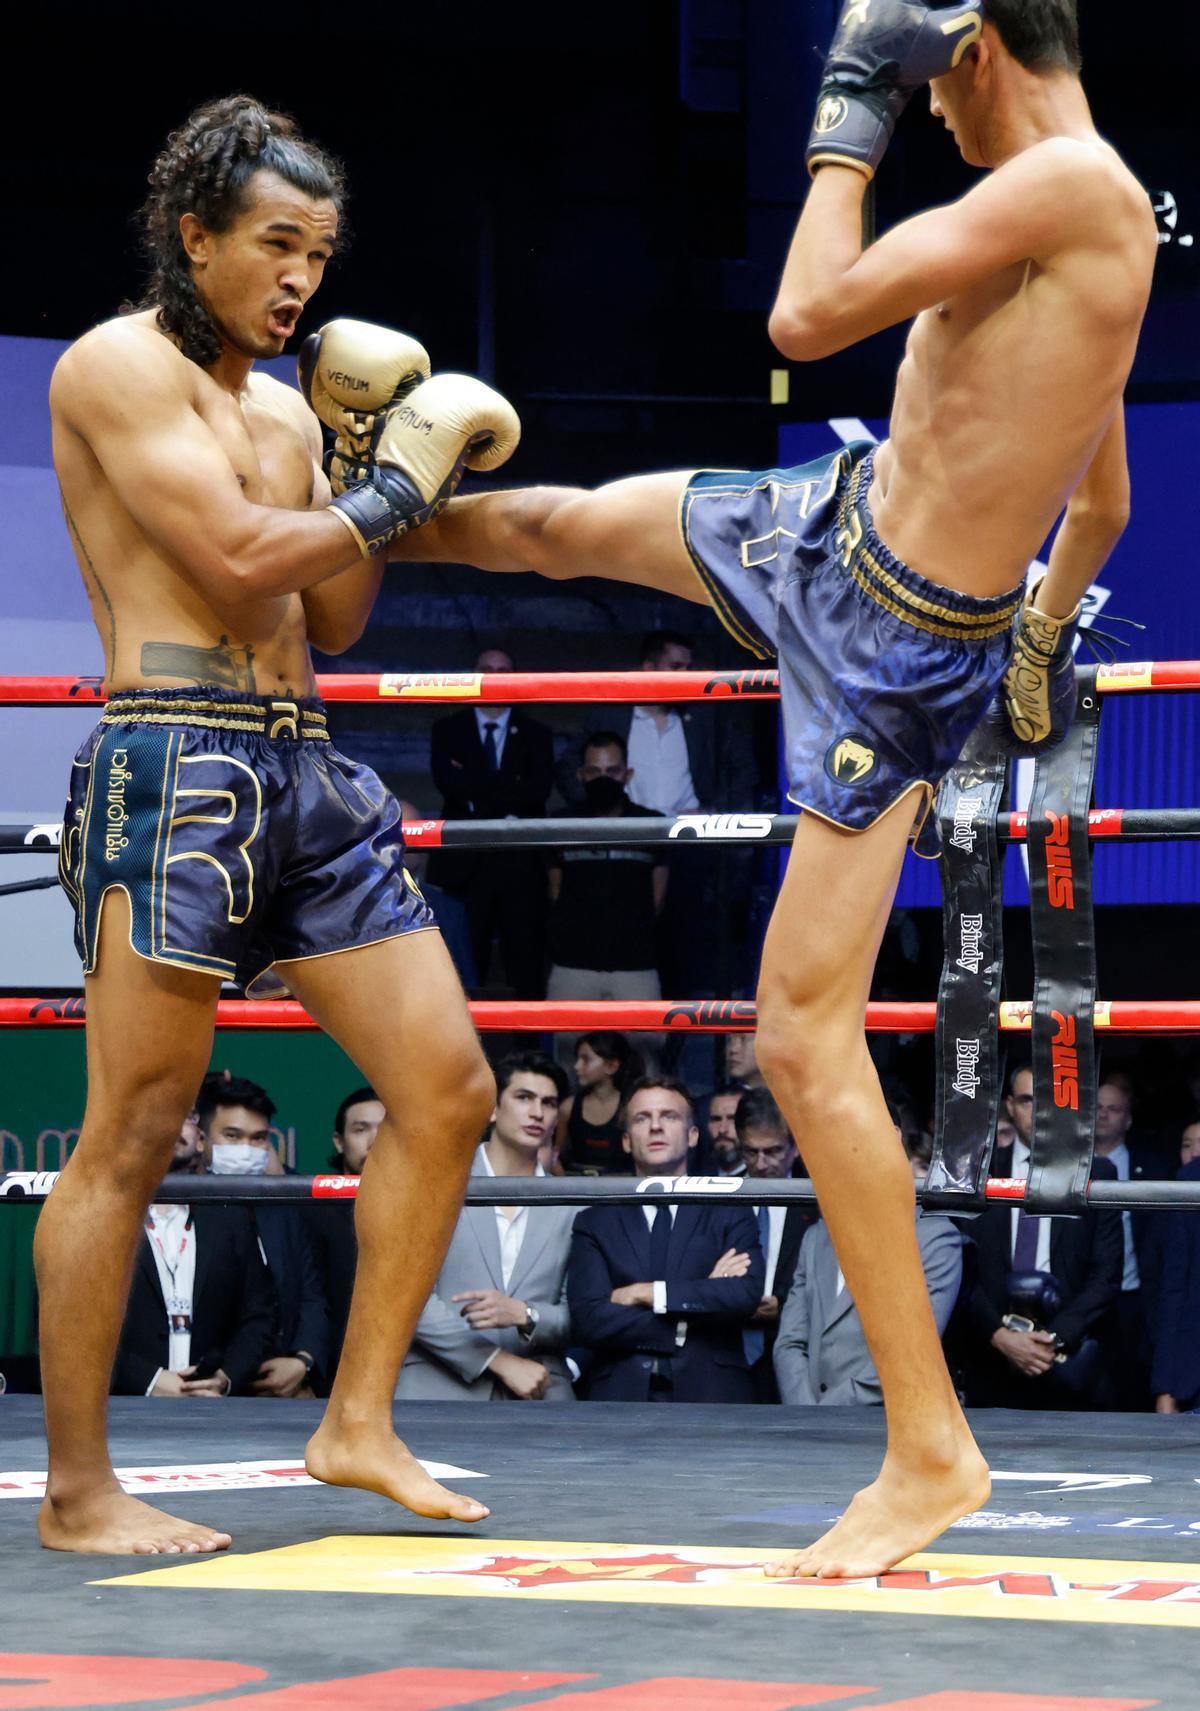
[2,664,1200,1710]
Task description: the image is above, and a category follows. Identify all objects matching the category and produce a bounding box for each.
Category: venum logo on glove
[815,96,850,136]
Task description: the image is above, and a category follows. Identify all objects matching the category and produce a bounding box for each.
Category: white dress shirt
[475,706,513,770]
[763,1204,787,1297]
[626,706,699,814]
[642,1203,687,1348]
[144,1203,196,1393]
[1010,1141,1053,1272]
[478,1143,543,1290]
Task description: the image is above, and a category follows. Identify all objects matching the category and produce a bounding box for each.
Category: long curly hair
[136,94,346,368]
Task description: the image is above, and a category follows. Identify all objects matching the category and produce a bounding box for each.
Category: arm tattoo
[140,637,257,691]
[61,493,116,672]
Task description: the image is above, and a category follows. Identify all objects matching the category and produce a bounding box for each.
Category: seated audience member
[705,1081,748,1175]
[1151,1151,1200,1413]
[725,1030,765,1091]
[567,1076,764,1402]
[113,1195,275,1398]
[959,1065,1123,1409]
[556,1032,644,1175]
[171,1103,204,1175]
[426,647,554,999]
[735,1087,819,1401]
[773,1128,962,1407]
[197,1076,330,1399]
[304,1086,385,1389]
[547,733,667,1003]
[396,1053,576,1401]
[1094,1071,1171,1408]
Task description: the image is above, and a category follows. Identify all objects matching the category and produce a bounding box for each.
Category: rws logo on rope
[701,670,778,697]
[1044,810,1075,909]
[1051,1010,1080,1110]
[668,814,773,840]
[663,1000,757,1029]
[957,912,984,975]
[953,1037,982,1099]
[950,793,984,853]
[637,1176,742,1196]
[28,996,86,1020]
[0,1171,61,1199]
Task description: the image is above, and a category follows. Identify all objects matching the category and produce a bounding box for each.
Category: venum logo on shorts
[957,912,984,975]
[814,94,849,135]
[953,1037,981,1099]
[104,748,132,862]
[825,736,877,787]
[950,793,984,853]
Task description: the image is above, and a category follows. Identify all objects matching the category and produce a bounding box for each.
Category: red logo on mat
[1045,811,1075,910]
[1051,1011,1080,1110]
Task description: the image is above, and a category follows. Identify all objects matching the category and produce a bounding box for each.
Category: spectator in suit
[197,1076,330,1399]
[1152,1147,1200,1413]
[735,1087,818,1401]
[592,631,760,1000]
[113,1200,275,1398]
[547,733,667,1003]
[304,1085,385,1390]
[1093,1071,1169,1407]
[960,1066,1124,1408]
[426,647,555,998]
[725,1030,766,1091]
[567,1075,765,1402]
[774,1129,962,1407]
[396,1053,576,1401]
[705,1081,748,1175]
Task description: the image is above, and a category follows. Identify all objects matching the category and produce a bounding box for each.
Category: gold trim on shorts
[102,696,330,740]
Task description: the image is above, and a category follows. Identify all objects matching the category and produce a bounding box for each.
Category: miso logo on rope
[825,736,877,786]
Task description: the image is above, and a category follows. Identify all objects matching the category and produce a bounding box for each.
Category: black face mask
[582,775,626,814]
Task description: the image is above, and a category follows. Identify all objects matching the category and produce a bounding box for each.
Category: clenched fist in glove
[982,578,1082,757]
[327,373,521,557]
[807,0,984,180]
[298,319,431,493]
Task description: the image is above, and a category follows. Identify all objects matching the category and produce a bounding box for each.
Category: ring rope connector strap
[927,728,1008,1209]
[1024,666,1103,1213]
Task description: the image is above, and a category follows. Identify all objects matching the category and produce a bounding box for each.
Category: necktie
[483,721,500,773]
[1012,1208,1041,1272]
[648,1205,672,1280]
[742,1203,771,1368]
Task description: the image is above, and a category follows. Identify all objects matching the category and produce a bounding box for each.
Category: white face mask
[210,1143,271,1176]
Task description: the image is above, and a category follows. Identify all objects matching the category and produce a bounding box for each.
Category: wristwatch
[292,1351,315,1375]
[519,1304,539,1341]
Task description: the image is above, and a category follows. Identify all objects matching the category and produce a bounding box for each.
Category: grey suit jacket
[773,1212,963,1407]
[395,1147,577,1401]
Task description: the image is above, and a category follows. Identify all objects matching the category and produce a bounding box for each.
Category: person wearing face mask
[546,733,668,1008]
[197,1075,330,1399]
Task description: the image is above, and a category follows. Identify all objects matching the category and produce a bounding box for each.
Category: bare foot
[765,1439,991,1580]
[305,1422,490,1524]
[39,1485,232,1555]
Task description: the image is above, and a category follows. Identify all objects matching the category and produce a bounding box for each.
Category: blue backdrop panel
[776,405,1200,906]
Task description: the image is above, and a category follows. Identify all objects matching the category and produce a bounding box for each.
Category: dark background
[6,0,1198,487]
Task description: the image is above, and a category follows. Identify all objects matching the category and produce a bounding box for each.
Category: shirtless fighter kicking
[384,0,1157,1574]
[41,95,521,1554]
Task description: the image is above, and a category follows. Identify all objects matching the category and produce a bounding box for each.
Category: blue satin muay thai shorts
[680,443,1024,855]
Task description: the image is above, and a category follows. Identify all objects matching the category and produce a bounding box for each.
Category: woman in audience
[555,1032,643,1174]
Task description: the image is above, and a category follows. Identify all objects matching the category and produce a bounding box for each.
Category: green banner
[1,1030,368,1359]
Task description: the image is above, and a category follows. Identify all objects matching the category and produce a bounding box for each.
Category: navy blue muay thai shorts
[680,443,1024,856]
[59,686,436,992]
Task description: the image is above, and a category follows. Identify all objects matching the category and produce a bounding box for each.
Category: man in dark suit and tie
[113,1203,276,1398]
[567,1075,765,1402]
[427,647,555,998]
[960,1065,1124,1409]
[735,1086,819,1401]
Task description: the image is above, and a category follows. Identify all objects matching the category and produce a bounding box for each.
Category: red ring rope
[1,997,1197,1033]
[1,661,1198,706]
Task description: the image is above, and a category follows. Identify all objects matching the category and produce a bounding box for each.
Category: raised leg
[36,891,230,1555]
[394,472,707,604]
[756,801,990,1578]
[277,929,497,1523]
